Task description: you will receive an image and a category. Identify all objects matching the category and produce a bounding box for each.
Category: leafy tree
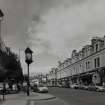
[0,47,23,82]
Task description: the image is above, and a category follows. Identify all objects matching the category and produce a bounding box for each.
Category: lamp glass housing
[25,53,32,61]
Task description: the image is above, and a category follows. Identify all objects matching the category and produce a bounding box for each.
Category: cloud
[7,0,104,74]
[28,0,105,59]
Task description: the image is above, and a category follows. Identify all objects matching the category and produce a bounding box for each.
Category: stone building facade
[47,36,105,87]
[47,68,58,87]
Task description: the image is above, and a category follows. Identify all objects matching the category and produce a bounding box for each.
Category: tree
[0,47,23,82]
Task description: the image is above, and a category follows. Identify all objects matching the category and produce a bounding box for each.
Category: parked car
[88,85,105,92]
[82,85,89,90]
[78,84,89,90]
[70,83,80,89]
[88,85,97,91]
[58,84,62,88]
[95,86,105,92]
[37,84,48,93]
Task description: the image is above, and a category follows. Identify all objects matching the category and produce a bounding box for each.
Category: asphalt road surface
[48,87,105,105]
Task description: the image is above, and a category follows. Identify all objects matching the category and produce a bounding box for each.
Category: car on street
[32,84,48,93]
[82,85,89,90]
[58,84,62,88]
[70,83,80,89]
[95,86,105,92]
[87,85,97,91]
[78,84,89,90]
[37,84,48,93]
[87,85,105,92]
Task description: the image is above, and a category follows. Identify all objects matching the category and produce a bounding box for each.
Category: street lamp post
[25,47,33,96]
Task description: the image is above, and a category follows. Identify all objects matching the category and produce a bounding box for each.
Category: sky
[0,0,105,74]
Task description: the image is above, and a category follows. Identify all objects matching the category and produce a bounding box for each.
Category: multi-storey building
[47,36,105,86]
[47,68,58,87]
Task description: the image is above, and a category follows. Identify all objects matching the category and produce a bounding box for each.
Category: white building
[47,35,105,86]
[47,68,58,86]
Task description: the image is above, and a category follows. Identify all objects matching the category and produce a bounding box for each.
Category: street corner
[24,92,56,100]
[0,92,56,105]
[26,97,69,105]
[12,92,56,101]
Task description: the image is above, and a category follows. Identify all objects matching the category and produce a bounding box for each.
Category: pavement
[0,91,68,105]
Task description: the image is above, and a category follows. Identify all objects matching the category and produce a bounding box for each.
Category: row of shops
[61,68,105,86]
[47,36,105,87]
[48,67,105,87]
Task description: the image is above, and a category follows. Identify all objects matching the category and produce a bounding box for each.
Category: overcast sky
[0,0,105,74]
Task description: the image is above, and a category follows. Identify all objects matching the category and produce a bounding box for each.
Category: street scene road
[0,92,68,105]
[1,0,105,105]
[49,87,105,105]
